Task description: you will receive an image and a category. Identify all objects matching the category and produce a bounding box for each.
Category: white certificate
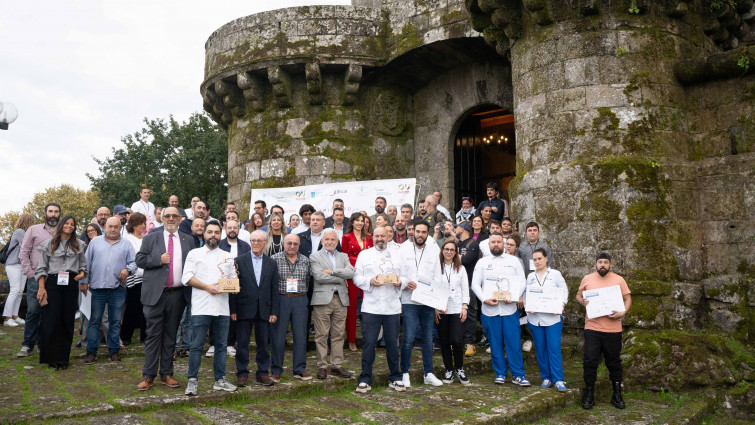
[411,278,452,311]
[525,288,564,314]
[584,285,626,319]
[79,290,92,320]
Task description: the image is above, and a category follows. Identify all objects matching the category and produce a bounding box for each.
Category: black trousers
[464,291,478,344]
[121,284,146,344]
[438,313,465,371]
[583,329,623,385]
[235,313,271,378]
[39,274,79,366]
[142,290,186,378]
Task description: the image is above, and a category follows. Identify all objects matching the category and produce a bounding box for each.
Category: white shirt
[524,267,569,327]
[333,224,345,241]
[310,230,323,254]
[471,254,525,317]
[399,240,443,305]
[442,264,469,314]
[185,208,194,220]
[131,200,156,222]
[163,230,184,287]
[353,245,407,315]
[292,223,309,235]
[181,246,236,316]
[479,239,491,258]
[437,204,452,221]
[222,228,251,245]
[228,241,238,258]
[124,233,145,278]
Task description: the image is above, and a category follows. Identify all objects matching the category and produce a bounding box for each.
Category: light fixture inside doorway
[480,113,514,145]
[482,134,508,144]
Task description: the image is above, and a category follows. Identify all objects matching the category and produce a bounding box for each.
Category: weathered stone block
[334,159,351,174]
[702,275,743,304]
[286,118,309,138]
[245,161,261,181]
[260,158,288,178]
[295,156,334,176]
[586,84,627,108]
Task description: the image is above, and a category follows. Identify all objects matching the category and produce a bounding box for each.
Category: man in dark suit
[299,212,341,257]
[135,207,196,391]
[219,220,251,257]
[179,200,210,236]
[232,230,280,387]
[324,199,349,229]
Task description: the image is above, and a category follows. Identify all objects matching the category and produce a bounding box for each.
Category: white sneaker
[226,346,236,357]
[205,346,215,357]
[486,346,491,354]
[14,317,25,325]
[185,378,197,396]
[74,312,80,320]
[388,381,406,392]
[3,319,18,327]
[402,372,411,388]
[424,373,443,386]
[522,340,533,352]
[213,377,237,392]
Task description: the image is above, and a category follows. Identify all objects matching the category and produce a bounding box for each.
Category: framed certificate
[584,285,625,319]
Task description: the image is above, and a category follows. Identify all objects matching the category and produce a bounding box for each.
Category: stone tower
[202,1,754,339]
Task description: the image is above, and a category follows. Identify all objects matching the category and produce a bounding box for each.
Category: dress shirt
[471,254,525,317]
[163,230,184,287]
[181,246,235,316]
[310,231,323,254]
[524,267,569,327]
[131,200,156,221]
[84,235,137,289]
[324,249,338,291]
[19,224,54,277]
[333,224,345,241]
[353,245,407,315]
[442,264,470,314]
[479,239,491,258]
[34,239,87,281]
[272,252,310,294]
[222,228,251,245]
[292,223,309,235]
[251,252,263,286]
[398,241,443,305]
[228,241,238,258]
[518,240,554,276]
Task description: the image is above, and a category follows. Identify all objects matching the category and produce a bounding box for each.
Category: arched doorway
[453,105,516,211]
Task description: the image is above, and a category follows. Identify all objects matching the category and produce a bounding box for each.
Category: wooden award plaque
[377,273,399,286]
[218,278,240,293]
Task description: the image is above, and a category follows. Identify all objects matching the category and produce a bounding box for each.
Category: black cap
[596,252,612,262]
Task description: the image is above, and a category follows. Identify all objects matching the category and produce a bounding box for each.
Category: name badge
[286,278,298,293]
[57,272,70,286]
[529,259,536,270]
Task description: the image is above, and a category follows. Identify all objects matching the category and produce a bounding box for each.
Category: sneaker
[213,377,237,392]
[442,370,454,384]
[389,380,407,392]
[16,345,32,357]
[205,346,215,357]
[522,340,533,352]
[185,378,198,396]
[74,312,80,320]
[402,372,411,388]
[424,373,443,386]
[293,372,313,381]
[465,344,476,357]
[541,379,553,388]
[512,376,531,387]
[555,381,568,392]
[227,346,236,358]
[486,346,491,354]
[356,382,371,393]
[494,374,506,384]
[14,317,25,325]
[3,319,18,327]
[456,369,470,386]
[476,335,489,347]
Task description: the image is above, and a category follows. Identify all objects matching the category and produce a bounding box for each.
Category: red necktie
[166,233,174,287]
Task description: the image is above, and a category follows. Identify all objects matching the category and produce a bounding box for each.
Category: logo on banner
[397,184,411,193]
[331,189,347,196]
[311,192,316,198]
[295,191,306,199]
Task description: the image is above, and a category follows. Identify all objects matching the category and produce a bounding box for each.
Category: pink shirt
[579,272,631,333]
[19,223,54,277]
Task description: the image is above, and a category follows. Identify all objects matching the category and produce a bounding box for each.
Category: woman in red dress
[341,212,373,351]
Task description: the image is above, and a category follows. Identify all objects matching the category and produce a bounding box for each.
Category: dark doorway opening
[453,105,516,213]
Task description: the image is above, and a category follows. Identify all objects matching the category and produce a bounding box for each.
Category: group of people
[1,183,632,410]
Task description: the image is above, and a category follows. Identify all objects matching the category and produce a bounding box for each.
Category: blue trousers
[176,305,192,351]
[401,303,436,375]
[271,294,308,375]
[188,315,229,381]
[528,320,564,382]
[360,312,401,385]
[87,286,126,354]
[22,277,42,349]
[481,313,525,378]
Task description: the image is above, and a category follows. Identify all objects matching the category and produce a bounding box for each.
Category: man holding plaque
[181,220,238,396]
[353,226,407,394]
[576,253,632,410]
[470,233,529,386]
[398,221,444,387]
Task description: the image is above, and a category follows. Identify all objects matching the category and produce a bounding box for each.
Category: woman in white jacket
[524,247,569,392]
[435,240,471,385]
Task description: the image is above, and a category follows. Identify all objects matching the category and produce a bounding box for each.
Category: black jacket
[298,228,341,258]
[219,238,251,257]
[231,254,279,320]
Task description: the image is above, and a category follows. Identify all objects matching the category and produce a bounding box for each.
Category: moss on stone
[396,22,423,57]
[440,10,467,26]
[624,295,662,326]
[628,280,673,296]
[250,166,299,189]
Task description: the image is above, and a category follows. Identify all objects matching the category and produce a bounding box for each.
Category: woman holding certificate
[435,241,471,385]
[524,248,569,392]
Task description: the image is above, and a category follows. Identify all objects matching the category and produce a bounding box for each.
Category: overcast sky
[0,0,351,214]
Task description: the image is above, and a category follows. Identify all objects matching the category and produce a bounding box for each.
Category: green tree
[87,112,228,215]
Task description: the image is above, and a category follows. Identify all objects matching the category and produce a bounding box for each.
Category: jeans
[86,286,126,354]
[22,277,42,349]
[188,315,230,381]
[529,320,564,382]
[583,329,623,385]
[176,306,192,351]
[400,303,436,375]
[359,312,401,385]
[3,264,24,318]
[482,313,525,378]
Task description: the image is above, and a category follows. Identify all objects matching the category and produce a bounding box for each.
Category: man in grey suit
[135,207,196,391]
[310,228,355,380]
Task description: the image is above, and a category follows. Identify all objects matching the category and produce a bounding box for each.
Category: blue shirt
[251,252,263,286]
[83,235,137,289]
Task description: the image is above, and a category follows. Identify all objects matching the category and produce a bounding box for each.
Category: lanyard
[444,264,452,286]
[535,269,549,287]
[414,245,425,270]
[285,256,300,278]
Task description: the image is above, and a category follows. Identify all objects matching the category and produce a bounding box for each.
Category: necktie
[166,233,174,287]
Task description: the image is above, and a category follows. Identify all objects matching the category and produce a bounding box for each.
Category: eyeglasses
[163,214,180,219]
[442,248,456,252]
[250,240,266,244]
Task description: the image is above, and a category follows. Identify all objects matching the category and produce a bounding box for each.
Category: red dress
[341,232,374,343]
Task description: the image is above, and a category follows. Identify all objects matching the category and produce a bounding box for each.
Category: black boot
[582,384,595,409]
[610,381,626,409]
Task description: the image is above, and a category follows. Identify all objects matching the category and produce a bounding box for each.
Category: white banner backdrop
[250,178,417,221]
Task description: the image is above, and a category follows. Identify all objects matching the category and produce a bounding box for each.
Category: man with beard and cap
[370,196,393,226]
[16,202,61,357]
[114,205,129,236]
[471,232,528,386]
[576,253,632,410]
[182,220,238,395]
